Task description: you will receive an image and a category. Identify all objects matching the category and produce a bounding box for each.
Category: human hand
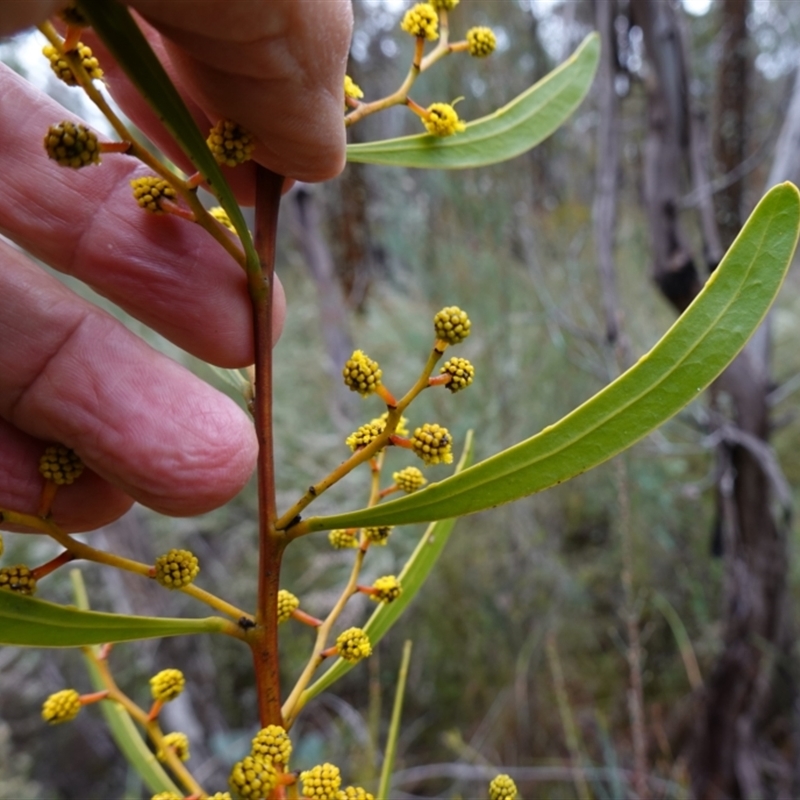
[0,0,353,531]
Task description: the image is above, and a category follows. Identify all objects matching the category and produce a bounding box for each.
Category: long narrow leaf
[305,183,800,532]
[0,590,228,646]
[300,433,473,705]
[378,640,413,800]
[71,571,181,796]
[346,33,599,169]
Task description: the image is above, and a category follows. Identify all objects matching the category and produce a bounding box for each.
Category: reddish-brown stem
[413,36,425,70]
[98,141,132,154]
[79,690,110,706]
[37,482,58,517]
[62,25,83,52]
[160,200,196,222]
[428,374,452,387]
[377,384,398,407]
[291,609,324,628]
[379,485,400,499]
[406,97,429,119]
[147,699,164,721]
[251,166,287,727]
[31,549,75,580]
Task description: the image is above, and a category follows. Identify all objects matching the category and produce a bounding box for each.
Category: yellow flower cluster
[375,411,409,436]
[41,689,81,724]
[467,26,497,57]
[370,575,402,603]
[434,305,471,343]
[207,119,255,167]
[343,350,383,396]
[44,121,100,168]
[39,445,84,485]
[344,75,364,101]
[489,774,518,800]
[329,529,359,550]
[210,206,236,231]
[336,628,372,663]
[401,3,439,40]
[364,526,393,546]
[154,549,200,590]
[346,420,385,451]
[0,565,36,595]
[158,731,190,762]
[229,754,277,799]
[393,465,428,493]
[423,103,466,137]
[150,669,185,702]
[440,356,475,392]
[228,725,292,797]
[301,763,342,800]
[42,43,103,86]
[277,589,300,623]
[411,422,453,465]
[337,788,375,800]
[251,724,293,765]
[130,176,177,214]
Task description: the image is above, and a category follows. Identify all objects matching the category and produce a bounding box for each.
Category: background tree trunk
[713,0,750,248]
[631,0,795,795]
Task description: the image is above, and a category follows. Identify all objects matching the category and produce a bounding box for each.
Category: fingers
[0,240,258,524]
[2,1,352,189]
[114,0,352,185]
[0,64,286,369]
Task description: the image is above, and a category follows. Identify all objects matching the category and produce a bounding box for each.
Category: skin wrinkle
[3,308,89,428]
[0,260,88,414]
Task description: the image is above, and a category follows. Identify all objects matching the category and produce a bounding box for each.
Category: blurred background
[3,0,800,797]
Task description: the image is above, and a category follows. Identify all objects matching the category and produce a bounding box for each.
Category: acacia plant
[1,2,799,799]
